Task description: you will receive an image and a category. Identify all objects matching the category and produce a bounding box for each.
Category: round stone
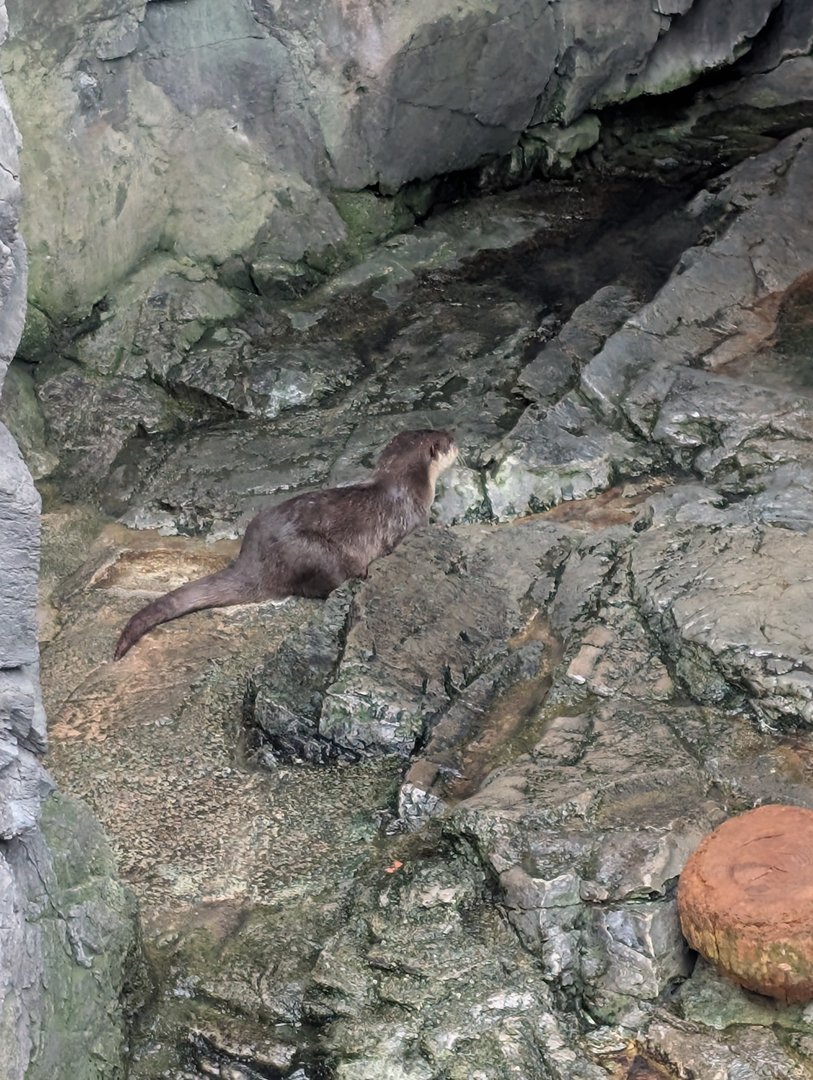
[678,804,813,1002]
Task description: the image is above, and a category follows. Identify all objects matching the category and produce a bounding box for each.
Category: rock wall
[0,10,138,1079]
[1,0,806,327]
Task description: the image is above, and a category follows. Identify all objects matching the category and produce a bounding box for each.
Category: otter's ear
[429,437,441,460]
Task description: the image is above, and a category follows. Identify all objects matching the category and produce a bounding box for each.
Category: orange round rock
[678,804,813,1002]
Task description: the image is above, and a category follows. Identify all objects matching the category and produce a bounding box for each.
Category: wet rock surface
[26,120,813,1080]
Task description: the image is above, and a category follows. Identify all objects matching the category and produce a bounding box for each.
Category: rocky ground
[17,121,813,1079]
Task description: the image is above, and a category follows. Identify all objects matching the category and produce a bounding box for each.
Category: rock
[114,418,343,534]
[0,423,39,668]
[88,175,701,529]
[72,257,245,380]
[776,266,813,356]
[588,49,813,182]
[0,73,25,381]
[740,0,813,73]
[517,285,640,405]
[591,130,813,421]
[583,129,813,426]
[25,88,813,1080]
[3,0,343,320]
[486,393,658,520]
[644,1015,813,1080]
[623,0,779,101]
[16,301,51,361]
[3,0,805,333]
[456,695,722,1023]
[36,514,413,1079]
[307,840,607,1080]
[58,183,566,507]
[0,789,141,1080]
[399,637,552,827]
[678,804,813,1003]
[36,360,189,498]
[676,958,813,1032]
[0,360,58,478]
[24,793,142,1080]
[249,521,573,762]
[163,340,365,421]
[631,504,813,727]
[247,584,358,766]
[522,114,602,174]
[0,22,141,1079]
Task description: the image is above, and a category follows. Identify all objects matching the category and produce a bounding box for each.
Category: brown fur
[113,429,457,659]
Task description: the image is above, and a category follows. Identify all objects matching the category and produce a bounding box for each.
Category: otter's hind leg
[289,540,351,599]
[294,564,348,599]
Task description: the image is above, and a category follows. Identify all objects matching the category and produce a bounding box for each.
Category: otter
[113,428,458,659]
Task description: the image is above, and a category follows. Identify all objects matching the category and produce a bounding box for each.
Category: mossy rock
[17,304,53,362]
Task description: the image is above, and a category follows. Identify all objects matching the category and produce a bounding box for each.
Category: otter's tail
[114,566,249,660]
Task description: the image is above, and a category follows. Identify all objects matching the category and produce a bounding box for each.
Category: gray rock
[163,341,364,421]
[0,54,25,381]
[486,286,656,519]
[307,847,607,1080]
[628,0,779,101]
[249,521,573,762]
[487,393,658,520]
[458,695,723,1023]
[20,61,813,1080]
[632,496,813,728]
[588,50,813,182]
[0,22,140,1079]
[73,258,245,381]
[0,423,39,668]
[36,361,188,498]
[517,285,639,405]
[644,1016,813,1079]
[4,0,808,333]
[677,959,813,1032]
[101,174,705,535]
[248,585,358,765]
[115,417,343,534]
[741,0,813,73]
[0,361,58,479]
[583,129,813,426]
[22,794,141,1080]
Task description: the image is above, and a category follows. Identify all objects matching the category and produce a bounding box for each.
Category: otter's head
[376,429,458,482]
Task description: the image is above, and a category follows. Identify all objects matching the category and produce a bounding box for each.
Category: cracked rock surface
[25,115,813,1080]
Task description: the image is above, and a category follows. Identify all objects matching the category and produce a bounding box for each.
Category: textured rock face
[0,0,800,326]
[0,14,48,1070]
[0,14,139,1080]
[11,3,813,1070]
[31,118,813,1078]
